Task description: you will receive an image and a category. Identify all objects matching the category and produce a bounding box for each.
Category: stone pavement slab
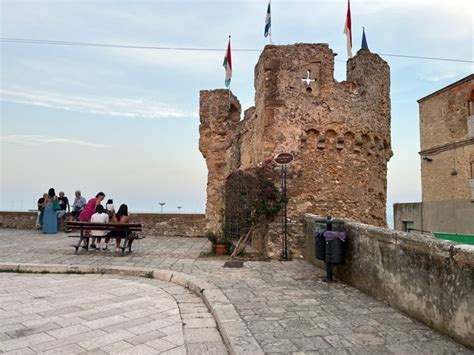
[0,228,471,354]
[0,273,225,354]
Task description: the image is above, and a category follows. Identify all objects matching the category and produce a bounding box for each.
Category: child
[90,204,109,250]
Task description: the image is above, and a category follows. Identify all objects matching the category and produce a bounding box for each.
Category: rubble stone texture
[199,44,392,256]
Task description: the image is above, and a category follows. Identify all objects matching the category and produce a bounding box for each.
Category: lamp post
[159,202,166,214]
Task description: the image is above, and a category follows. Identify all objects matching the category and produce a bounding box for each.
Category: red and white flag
[223,37,232,87]
[344,0,352,58]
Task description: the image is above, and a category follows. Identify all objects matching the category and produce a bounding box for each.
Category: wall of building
[393,202,422,232]
[199,44,392,257]
[419,76,472,151]
[394,199,474,235]
[422,200,474,234]
[421,145,474,202]
[304,214,474,348]
[394,76,474,235]
[0,212,207,237]
[419,75,474,202]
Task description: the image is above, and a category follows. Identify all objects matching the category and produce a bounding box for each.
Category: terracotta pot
[214,244,227,255]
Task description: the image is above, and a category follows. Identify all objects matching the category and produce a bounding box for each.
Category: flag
[343,0,352,58]
[361,27,369,50]
[223,37,232,87]
[264,1,271,38]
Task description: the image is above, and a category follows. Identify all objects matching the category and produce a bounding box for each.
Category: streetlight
[177,206,182,213]
[159,202,166,214]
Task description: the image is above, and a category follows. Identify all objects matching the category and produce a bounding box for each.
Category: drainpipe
[420,202,424,233]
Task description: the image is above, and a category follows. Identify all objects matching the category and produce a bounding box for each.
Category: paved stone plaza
[0,274,225,354]
[0,229,471,354]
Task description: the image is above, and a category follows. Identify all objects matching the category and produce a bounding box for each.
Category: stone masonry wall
[419,75,474,202]
[421,145,474,202]
[199,44,392,256]
[419,76,473,151]
[199,91,241,232]
[0,212,207,237]
[0,212,38,230]
[304,214,474,348]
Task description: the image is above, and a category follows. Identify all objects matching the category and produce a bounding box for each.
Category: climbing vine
[224,159,283,257]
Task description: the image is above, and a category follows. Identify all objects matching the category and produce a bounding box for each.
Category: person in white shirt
[105,199,115,218]
[90,204,109,250]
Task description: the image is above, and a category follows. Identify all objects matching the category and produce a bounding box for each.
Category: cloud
[415,61,473,83]
[0,88,198,119]
[1,135,109,148]
[416,71,462,83]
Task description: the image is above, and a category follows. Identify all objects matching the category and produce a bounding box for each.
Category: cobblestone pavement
[0,229,471,354]
[0,273,226,354]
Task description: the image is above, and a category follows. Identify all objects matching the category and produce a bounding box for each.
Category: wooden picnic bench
[66,221,144,255]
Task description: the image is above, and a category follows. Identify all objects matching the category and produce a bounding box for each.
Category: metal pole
[280,165,285,260]
[326,218,333,281]
[283,164,288,260]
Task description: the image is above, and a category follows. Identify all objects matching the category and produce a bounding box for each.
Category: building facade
[394,74,474,234]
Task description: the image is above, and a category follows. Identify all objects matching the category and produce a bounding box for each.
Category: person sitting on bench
[90,204,109,250]
[106,204,130,253]
[71,190,86,220]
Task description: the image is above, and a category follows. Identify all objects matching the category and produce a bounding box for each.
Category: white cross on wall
[302,70,315,86]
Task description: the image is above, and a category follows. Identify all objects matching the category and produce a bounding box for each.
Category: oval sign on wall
[274,152,294,165]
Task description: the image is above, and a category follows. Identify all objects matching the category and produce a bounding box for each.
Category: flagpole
[228,35,231,110]
[269,0,272,44]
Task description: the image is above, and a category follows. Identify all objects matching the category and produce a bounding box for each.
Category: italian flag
[223,37,232,87]
[344,0,352,58]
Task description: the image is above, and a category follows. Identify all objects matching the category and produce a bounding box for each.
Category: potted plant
[207,231,229,255]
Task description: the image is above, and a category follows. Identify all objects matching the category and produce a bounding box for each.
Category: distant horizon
[0,206,395,229]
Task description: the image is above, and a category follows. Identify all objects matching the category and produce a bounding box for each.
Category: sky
[0,0,473,223]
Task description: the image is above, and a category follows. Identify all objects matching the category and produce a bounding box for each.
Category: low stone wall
[129,214,207,237]
[0,212,207,238]
[0,211,38,229]
[304,214,474,348]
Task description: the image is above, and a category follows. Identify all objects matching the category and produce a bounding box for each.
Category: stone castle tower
[199,43,392,255]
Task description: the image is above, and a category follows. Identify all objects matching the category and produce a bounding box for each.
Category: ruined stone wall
[199,91,241,232]
[199,43,392,256]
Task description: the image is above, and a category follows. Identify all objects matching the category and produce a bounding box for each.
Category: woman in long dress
[43,188,58,234]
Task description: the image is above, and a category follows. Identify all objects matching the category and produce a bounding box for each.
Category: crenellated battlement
[199,43,392,256]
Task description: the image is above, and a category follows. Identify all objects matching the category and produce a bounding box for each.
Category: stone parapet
[0,212,207,237]
[304,214,474,348]
[130,214,207,237]
[0,211,38,229]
